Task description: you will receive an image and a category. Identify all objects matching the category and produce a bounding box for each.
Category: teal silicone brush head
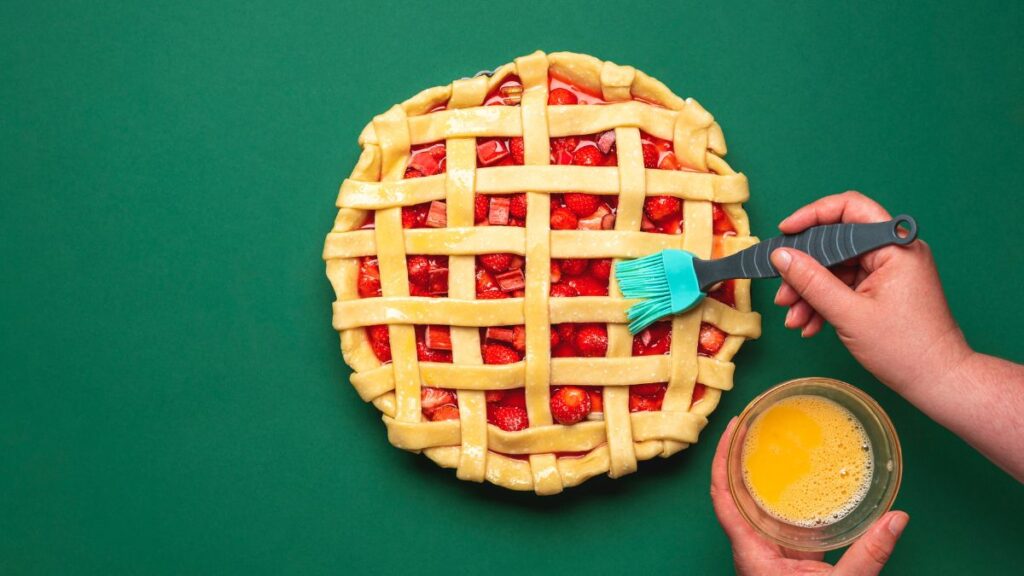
[615,249,705,334]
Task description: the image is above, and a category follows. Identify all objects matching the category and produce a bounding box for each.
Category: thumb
[770,248,859,325]
[833,511,909,576]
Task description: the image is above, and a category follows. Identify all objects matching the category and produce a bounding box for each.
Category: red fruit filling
[475,252,526,299]
[406,255,448,297]
[707,279,737,308]
[483,75,524,107]
[550,258,611,297]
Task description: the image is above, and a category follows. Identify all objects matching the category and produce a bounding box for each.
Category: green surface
[2,1,1022,574]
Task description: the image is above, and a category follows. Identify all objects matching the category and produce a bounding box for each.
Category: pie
[323,51,761,494]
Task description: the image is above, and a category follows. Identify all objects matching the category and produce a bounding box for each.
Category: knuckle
[863,539,893,566]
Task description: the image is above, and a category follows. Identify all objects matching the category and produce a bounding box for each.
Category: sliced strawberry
[558,258,589,276]
[552,149,574,165]
[698,323,726,356]
[477,288,508,299]
[474,195,489,224]
[425,325,452,351]
[366,324,391,363]
[590,259,612,281]
[573,145,605,167]
[406,255,430,287]
[479,253,512,273]
[556,323,577,343]
[707,280,736,308]
[569,276,608,296]
[549,283,578,297]
[564,193,601,217]
[629,393,663,412]
[658,153,682,171]
[691,383,707,406]
[713,202,735,234]
[483,343,520,365]
[485,390,506,404]
[509,193,527,218]
[429,404,461,421]
[550,386,592,425]
[585,386,604,413]
[550,207,578,230]
[550,329,560,348]
[507,255,525,270]
[548,87,579,105]
[421,387,456,410]
[408,144,444,176]
[550,260,563,284]
[575,324,608,357]
[550,136,580,155]
[644,195,682,222]
[477,138,510,166]
[401,203,430,229]
[490,405,529,431]
[552,342,577,357]
[357,257,381,297]
[642,142,659,168]
[404,167,424,179]
[510,138,525,165]
[498,388,526,409]
[488,196,511,225]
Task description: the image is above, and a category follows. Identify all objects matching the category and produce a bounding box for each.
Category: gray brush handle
[692,215,918,291]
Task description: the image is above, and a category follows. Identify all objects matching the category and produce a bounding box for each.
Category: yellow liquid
[741,395,872,527]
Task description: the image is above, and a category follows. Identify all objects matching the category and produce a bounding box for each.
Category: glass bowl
[726,377,902,551]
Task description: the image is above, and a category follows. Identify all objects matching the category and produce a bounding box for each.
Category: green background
[3,1,1022,574]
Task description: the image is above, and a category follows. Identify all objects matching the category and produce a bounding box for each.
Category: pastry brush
[615,215,918,334]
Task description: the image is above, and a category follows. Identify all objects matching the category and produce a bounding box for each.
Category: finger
[770,249,859,327]
[775,282,801,307]
[833,511,909,576]
[834,265,860,287]
[778,191,892,234]
[801,313,825,338]
[785,300,815,329]
[710,417,774,556]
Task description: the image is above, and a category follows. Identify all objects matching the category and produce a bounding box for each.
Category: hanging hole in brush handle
[694,215,919,290]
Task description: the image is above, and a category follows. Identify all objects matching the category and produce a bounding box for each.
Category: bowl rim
[726,377,903,551]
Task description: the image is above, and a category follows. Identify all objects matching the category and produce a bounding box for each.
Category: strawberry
[490,405,529,431]
[402,203,429,228]
[569,276,608,296]
[658,153,682,171]
[479,253,512,273]
[477,138,510,166]
[510,137,525,165]
[366,324,392,363]
[550,386,592,425]
[631,383,666,396]
[483,343,520,365]
[698,323,726,356]
[507,255,525,270]
[425,325,452,350]
[585,386,603,412]
[575,324,608,357]
[549,283,577,297]
[550,260,563,284]
[550,329,560,348]
[713,202,735,234]
[589,258,612,281]
[476,267,499,292]
[632,332,671,356]
[629,393,663,412]
[572,145,605,167]
[477,288,508,299]
[644,196,681,222]
[499,389,527,409]
[642,142,659,168]
[550,136,580,155]
[564,193,601,217]
[485,390,506,404]
[429,404,461,421]
[552,343,577,357]
[357,258,381,297]
[428,267,448,296]
[556,323,577,343]
[509,193,527,218]
[707,280,736,308]
[417,339,452,363]
[691,383,707,406]
[406,255,430,286]
[421,387,457,410]
[550,207,579,230]
[474,195,489,223]
[548,87,579,105]
[558,258,589,276]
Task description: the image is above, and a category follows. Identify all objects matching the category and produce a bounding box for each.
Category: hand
[770,191,971,393]
[711,417,909,575]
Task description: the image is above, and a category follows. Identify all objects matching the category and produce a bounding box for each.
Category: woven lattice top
[324,51,761,494]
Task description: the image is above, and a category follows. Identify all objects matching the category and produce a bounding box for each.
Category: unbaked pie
[323,51,761,494]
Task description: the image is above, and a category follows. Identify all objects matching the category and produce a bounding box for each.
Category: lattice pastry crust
[324,51,761,494]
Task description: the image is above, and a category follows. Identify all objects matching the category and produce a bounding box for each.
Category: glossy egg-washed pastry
[324,51,761,494]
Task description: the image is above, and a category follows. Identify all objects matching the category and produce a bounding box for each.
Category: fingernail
[784,307,795,326]
[772,249,792,272]
[888,513,909,538]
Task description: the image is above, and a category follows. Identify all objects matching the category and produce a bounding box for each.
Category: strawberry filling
[550,258,611,297]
